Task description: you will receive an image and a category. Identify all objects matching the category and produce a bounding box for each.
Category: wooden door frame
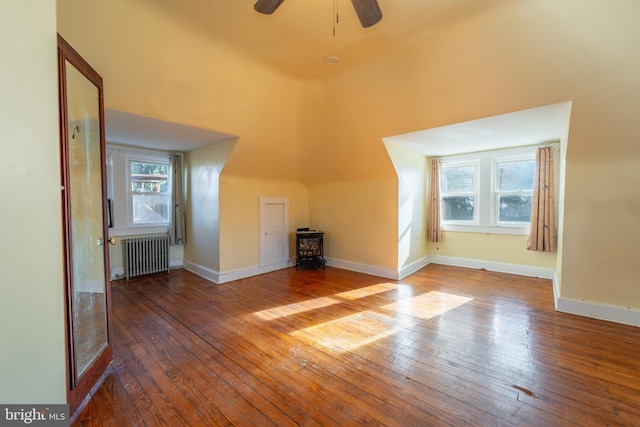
[58,34,113,417]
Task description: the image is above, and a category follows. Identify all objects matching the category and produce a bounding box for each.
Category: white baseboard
[399,256,432,279]
[556,295,640,327]
[111,267,124,281]
[329,255,552,282]
[552,271,560,311]
[326,257,399,280]
[184,258,295,285]
[183,260,220,284]
[428,255,555,279]
[431,256,640,327]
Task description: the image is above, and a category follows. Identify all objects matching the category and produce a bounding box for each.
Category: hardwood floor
[72,265,640,426]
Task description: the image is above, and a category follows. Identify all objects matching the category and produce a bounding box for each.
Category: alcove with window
[383,101,571,282]
[438,145,554,236]
[105,144,184,279]
[106,145,173,234]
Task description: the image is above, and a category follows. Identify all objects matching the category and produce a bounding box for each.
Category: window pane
[442,166,475,193]
[442,196,474,221]
[498,161,534,191]
[131,161,168,193]
[498,195,532,222]
[132,193,170,224]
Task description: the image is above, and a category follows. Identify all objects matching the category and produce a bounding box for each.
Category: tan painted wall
[429,233,557,271]
[219,175,309,272]
[0,1,67,404]
[56,0,305,182]
[184,140,237,273]
[384,143,430,270]
[309,179,398,269]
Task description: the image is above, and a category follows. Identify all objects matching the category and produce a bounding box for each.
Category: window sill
[441,224,529,236]
[108,225,169,237]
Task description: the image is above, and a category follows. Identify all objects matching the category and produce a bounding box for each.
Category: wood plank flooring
[72,265,640,426]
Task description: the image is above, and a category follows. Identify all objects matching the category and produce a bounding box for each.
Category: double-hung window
[441,162,479,224]
[106,145,173,236]
[494,158,534,225]
[129,158,171,225]
[439,147,538,235]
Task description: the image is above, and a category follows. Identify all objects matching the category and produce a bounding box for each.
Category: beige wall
[309,179,398,270]
[185,143,310,275]
[0,1,67,404]
[219,175,309,272]
[185,140,237,273]
[384,143,429,270]
[56,0,305,183]
[428,233,557,271]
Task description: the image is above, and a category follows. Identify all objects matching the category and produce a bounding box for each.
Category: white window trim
[440,160,480,225]
[126,153,172,227]
[439,146,540,236]
[106,144,173,237]
[491,155,535,228]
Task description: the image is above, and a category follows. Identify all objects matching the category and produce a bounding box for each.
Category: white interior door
[260,197,289,266]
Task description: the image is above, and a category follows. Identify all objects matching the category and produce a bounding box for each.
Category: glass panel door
[58,35,112,416]
[65,60,108,376]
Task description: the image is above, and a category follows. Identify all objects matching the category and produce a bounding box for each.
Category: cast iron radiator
[123,235,170,280]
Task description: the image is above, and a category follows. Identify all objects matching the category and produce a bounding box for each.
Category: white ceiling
[104,109,236,152]
[383,101,572,156]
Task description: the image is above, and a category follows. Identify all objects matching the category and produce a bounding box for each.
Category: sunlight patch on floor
[288,290,473,352]
[382,291,472,320]
[253,296,340,321]
[334,282,398,300]
[291,311,402,352]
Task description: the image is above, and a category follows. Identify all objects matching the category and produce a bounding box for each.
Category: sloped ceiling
[105,109,236,152]
[154,0,509,79]
[384,102,572,157]
[100,0,511,153]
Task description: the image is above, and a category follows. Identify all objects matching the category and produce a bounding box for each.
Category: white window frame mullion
[439,146,539,236]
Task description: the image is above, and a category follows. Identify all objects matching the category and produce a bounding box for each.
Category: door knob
[108,237,116,246]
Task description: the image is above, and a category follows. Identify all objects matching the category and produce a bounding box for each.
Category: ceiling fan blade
[351,0,383,28]
[254,0,285,15]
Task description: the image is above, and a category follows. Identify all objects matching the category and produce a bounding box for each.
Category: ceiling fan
[254,0,383,28]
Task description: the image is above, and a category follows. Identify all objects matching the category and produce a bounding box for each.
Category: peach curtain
[428,158,442,242]
[527,147,556,252]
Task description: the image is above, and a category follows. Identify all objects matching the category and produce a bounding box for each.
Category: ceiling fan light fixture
[324,56,339,65]
[254,0,382,28]
[351,0,383,28]
[254,0,285,14]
